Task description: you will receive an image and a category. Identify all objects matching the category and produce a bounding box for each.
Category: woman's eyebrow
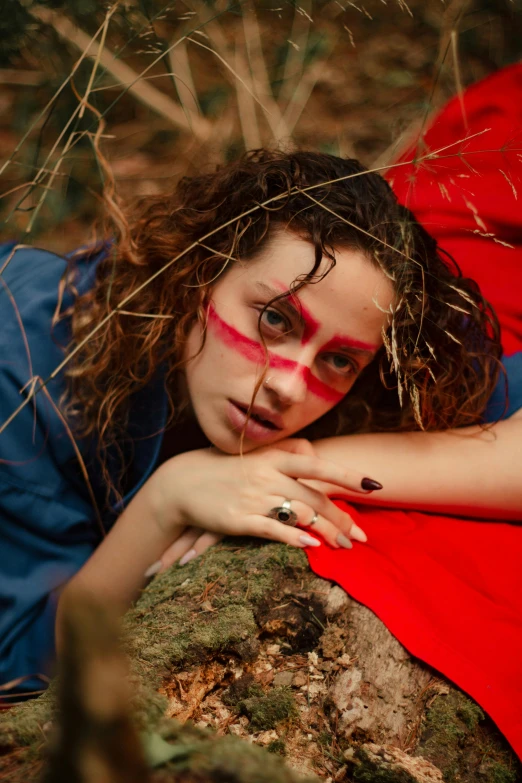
[253,281,378,355]
[253,280,319,340]
[253,281,302,316]
[320,335,378,358]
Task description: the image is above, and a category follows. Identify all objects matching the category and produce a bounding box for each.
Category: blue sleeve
[483,352,522,423]
[0,480,96,696]
[0,243,101,697]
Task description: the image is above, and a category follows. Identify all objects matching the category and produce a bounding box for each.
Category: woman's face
[183,230,395,453]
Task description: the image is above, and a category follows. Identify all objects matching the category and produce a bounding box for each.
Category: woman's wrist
[147,456,187,535]
[58,467,186,621]
[311,419,522,520]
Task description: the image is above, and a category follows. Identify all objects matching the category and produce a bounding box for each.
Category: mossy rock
[0,684,55,748]
[416,691,520,783]
[222,673,264,706]
[0,542,314,783]
[158,721,316,782]
[238,687,298,732]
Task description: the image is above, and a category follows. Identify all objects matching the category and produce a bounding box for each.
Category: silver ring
[267,498,298,526]
[308,512,319,527]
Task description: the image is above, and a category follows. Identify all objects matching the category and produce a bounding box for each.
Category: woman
[0,94,521,706]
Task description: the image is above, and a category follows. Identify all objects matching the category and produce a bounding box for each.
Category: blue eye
[325,354,357,376]
[260,309,289,332]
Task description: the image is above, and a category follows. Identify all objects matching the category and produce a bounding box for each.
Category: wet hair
[59,149,502,500]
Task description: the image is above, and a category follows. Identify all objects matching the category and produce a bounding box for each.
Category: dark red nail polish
[361,477,383,491]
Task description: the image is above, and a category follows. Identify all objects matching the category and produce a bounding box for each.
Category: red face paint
[318,334,379,354]
[270,279,320,345]
[270,280,379,357]
[207,303,345,403]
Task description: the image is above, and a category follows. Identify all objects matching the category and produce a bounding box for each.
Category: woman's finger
[274,476,366,543]
[157,526,202,572]
[246,514,322,550]
[273,452,382,494]
[267,495,352,550]
[179,532,224,566]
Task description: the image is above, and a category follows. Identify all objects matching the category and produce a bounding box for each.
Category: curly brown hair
[58,149,502,500]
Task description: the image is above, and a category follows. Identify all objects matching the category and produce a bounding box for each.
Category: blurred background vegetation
[1,0,521,254]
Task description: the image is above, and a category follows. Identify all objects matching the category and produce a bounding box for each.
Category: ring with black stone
[267,498,298,526]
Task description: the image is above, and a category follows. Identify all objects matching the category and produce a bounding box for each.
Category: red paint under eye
[270,278,320,345]
[207,303,345,403]
[319,334,378,354]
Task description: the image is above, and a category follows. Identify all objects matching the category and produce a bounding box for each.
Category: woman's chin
[206,426,284,455]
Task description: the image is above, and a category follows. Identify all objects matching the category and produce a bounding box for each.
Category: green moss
[123,542,303,697]
[267,739,287,755]
[317,730,333,748]
[416,692,473,782]
[456,700,484,731]
[1,542,316,782]
[0,680,56,748]
[265,546,308,572]
[416,690,519,783]
[222,673,264,707]
[118,542,304,732]
[174,730,316,782]
[239,687,298,732]
[353,747,419,783]
[482,761,517,783]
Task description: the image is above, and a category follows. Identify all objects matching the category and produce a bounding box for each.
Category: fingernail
[144,560,162,578]
[361,477,383,491]
[350,524,367,543]
[337,533,353,549]
[299,534,321,548]
[179,548,197,566]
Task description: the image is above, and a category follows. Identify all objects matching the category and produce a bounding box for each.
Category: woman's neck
[157,411,210,463]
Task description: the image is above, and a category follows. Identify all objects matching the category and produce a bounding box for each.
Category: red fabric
[307,64,522,757]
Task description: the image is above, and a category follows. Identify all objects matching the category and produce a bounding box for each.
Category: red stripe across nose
[208,303,344,403]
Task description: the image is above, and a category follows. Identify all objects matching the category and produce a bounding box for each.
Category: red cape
[307,64,522,757]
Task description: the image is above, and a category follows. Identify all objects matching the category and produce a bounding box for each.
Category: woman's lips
[227,400,283,442]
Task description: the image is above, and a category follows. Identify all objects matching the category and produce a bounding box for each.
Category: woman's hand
[151,439,380,572]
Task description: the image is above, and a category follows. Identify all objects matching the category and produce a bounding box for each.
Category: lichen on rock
[415,691,518,783]
[238,687,298,732]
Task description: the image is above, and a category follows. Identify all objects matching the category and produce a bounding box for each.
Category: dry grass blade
[0,137,513,436]
[0,69,46,86]
[31,6,212,139]
[190,0,232,58]
[168,38,201,125]
[235,33,262,150]
[0,278,33,389]
[277,0,312,106]
[26,125,80,233]
[282,54,334,139]
[0,10,111,179]
[241,2,288,141]
[38,379,106,538]
[298,187,420,266]
[116,310,174,319]
[78,4,116,119]
[412,0,470,169]
[450,29,468,132]
[187,34,272,117]
[3,97,84,225]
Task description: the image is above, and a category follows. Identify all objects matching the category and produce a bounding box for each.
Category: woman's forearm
[312,410,522,520]
[55,470,183,652]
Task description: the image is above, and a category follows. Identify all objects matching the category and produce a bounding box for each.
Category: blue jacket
[0,242,521,696]
[0,242,167,697]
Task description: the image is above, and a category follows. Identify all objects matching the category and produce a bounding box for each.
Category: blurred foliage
[0,0,521,251]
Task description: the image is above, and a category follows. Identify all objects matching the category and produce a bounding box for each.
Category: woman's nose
[265,366,308,406]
